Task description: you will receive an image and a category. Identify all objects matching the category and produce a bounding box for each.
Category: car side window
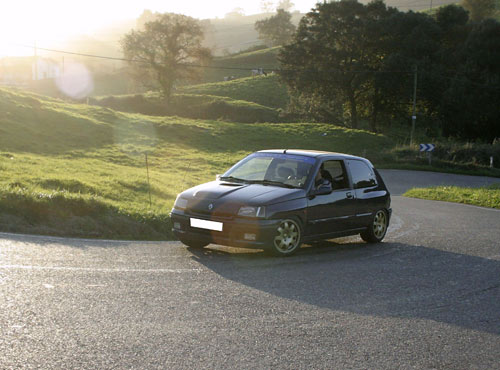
[319,160,348,190]
[347,160,377,189]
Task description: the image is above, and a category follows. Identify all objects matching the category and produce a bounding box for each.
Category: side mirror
[313,182,333,196]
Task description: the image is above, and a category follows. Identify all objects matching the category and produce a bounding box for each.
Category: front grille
[186,210,234,222]
[187,198,239,221]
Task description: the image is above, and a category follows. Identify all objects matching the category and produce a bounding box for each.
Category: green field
[92,91,281,123]
[179,74,289,109]
[404,185,500,209]
[0,87,391,240]
[92,73,289,123]
[201,47,281,83]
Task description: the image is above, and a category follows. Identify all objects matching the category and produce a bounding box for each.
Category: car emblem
[208,203,214,210]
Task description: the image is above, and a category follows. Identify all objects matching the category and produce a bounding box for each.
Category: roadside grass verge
[378,161,500,178]
[380,141,500,178]
[403,184,500,209]
[0,185,172,239]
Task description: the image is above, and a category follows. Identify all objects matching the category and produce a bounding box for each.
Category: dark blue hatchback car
[171,150,391,256]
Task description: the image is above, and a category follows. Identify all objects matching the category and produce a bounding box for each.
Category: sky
[0,0,319,57]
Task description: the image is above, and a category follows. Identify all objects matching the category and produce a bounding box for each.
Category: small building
[0,56,63,87]
[32,57,61,80]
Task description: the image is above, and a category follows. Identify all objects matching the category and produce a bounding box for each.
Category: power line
[9,43,499,90]
[11,43,411,74]
[17,44,132,63]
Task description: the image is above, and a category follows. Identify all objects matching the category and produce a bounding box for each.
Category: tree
[254,9,297,46]
[277,0,295,12]
[461,0,495,22]
[280,0,499,138]
[374,9,443,132]
[279,0,396,129]
[441,19,500,140]
[121,13,212,100]
[136,9,158,29]
[261,1,275,13]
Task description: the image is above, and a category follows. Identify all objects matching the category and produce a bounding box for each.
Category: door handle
[346,192,354,199]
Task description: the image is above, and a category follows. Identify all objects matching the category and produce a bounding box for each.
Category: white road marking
[386,213,420,240]
[0,264,203,273]
[0,231,170,245]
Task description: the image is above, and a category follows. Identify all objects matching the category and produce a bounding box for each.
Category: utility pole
[410,65,417,146]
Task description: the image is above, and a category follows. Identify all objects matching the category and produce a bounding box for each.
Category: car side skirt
[302,228,367,243]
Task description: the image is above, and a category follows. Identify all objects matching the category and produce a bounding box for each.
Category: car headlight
[174,195,188,210]
[238,206,266,218]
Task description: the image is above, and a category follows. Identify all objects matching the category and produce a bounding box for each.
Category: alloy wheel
[274,219,301,253]
[373,210,387,239]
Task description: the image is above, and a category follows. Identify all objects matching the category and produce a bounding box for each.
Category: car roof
[258,149,368,161]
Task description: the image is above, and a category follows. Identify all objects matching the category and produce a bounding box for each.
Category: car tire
[179,238,209,249]
[360,209,388,243]
[266,218,303,256]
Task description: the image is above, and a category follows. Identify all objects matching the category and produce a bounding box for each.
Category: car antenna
[283,149,287,154]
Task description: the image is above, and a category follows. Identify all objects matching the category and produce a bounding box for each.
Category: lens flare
[56,62,93,99]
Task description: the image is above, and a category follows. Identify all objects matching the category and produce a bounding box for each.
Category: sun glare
[0,0,318,57]
[0,1,115,57]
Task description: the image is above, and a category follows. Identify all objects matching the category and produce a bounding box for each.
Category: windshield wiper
[247,179,298,189]
[219,176,247,183]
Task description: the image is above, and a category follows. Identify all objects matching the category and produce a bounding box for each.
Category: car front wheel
[267,218,302,256]
[360,209,388,243]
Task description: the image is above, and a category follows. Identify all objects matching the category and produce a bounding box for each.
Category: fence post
[145,153,152,207]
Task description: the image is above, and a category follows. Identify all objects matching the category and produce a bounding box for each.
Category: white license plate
[190,218,223,232]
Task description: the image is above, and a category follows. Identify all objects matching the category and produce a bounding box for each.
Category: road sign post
[419,144,435,165]
[410,66,417,146]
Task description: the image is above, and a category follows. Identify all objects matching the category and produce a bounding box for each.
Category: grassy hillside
[179,74,289,109]
[91,92,281,123]
[202,47,281,83]
[419,0,500,19]
[205,12,303,56]
[0,87,392,240]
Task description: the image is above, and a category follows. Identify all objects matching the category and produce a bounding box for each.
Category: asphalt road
[1,171,499,369]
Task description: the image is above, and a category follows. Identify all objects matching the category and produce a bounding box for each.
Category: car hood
[181,180,305,207]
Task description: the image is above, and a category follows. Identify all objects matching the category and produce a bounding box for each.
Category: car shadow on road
[188,240,500,335]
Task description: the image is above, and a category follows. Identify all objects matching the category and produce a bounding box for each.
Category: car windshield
[221,153,316,189]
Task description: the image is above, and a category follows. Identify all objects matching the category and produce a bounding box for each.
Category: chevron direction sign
[419,144,435,152]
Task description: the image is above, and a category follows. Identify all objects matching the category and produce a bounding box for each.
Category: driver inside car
[314,163,333,189]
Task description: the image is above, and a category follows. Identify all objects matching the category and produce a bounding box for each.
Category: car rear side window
[347,160,377,189]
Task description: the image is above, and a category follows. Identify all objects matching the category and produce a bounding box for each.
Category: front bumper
[170,209,281,249]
